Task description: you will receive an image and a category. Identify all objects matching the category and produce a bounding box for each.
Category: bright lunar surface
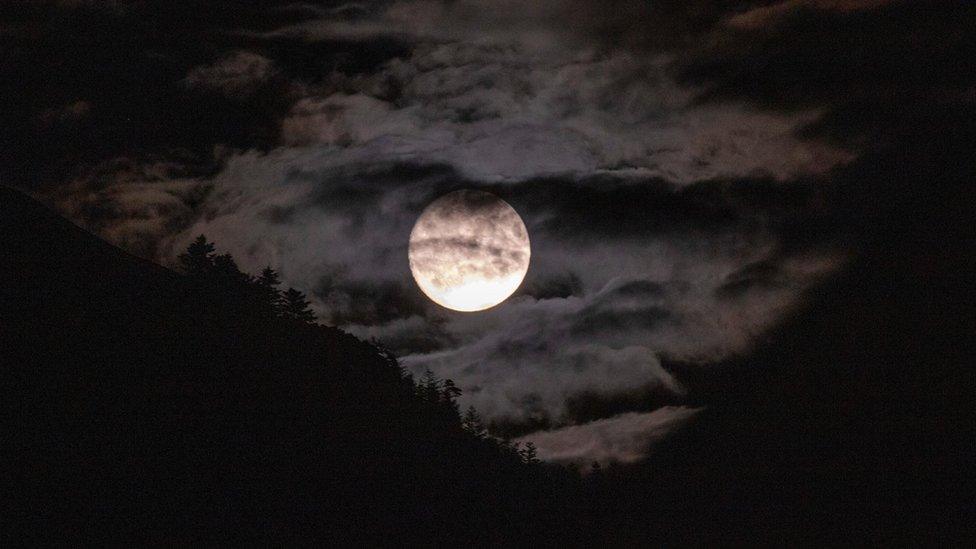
[409,190,531,312]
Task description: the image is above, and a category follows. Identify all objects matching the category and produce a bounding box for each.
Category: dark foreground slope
[586,137,976,544]
[3,164,973,545]
[0,187,576,545]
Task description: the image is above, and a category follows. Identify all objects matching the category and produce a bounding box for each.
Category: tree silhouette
[520,441,540,464]
[3,197,602,547]
[419,368,441,403]
[462,406,488,438]
[212,253,250,284]
[441,378,461,403]
[255,266,283,315]
[178,235,215,275]
[281,287,316,323]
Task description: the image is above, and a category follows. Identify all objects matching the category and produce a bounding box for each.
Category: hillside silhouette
[0,187,576,545]
[569,138,976,544]
[2,165,972,544]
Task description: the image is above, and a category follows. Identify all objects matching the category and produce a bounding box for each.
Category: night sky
[3,1,973,465]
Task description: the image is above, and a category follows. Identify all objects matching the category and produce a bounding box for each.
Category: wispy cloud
[517,406,702,465]
[38,0,856,447]
[183,51,278,98]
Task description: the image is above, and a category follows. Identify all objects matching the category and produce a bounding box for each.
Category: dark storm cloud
[182,51,278,98]
[613,280,668,298]
[570,306,672,339]
[315,278,428,326]
[260,3,849,182]
[515,271,584,301]
[571,288,673,338]
[0,0,407,191]
[514,174,825,242]
[14,0,966,461]
[715,259,784,299]
[676,1,974,144]
[289,162,464,235]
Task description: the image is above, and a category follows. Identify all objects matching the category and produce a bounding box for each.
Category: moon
[409,190,530,312]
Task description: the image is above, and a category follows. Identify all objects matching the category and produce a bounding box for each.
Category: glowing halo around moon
[409,190,530,312]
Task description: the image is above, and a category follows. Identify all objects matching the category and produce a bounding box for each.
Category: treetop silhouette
[178,235,318,324]
[281,287,316,323]
[179,234,216,275]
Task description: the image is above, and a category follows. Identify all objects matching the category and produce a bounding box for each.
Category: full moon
[409,190,530,312]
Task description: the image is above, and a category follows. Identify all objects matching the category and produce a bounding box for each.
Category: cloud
[49,146,843,424]
[183,51,278,98]
[37,100,91,127]
[261,1,732,53]
[398,241,838,422]
[678,1,974,148]
[49,158,210,258]
[516,406,702,465]
[33,0,862,436]
[726,0,893,29]
[277,41,850,183]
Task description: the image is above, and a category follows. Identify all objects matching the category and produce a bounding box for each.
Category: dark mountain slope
[0,187,576,545]
[587,133,976,544]
[3,140,972,545]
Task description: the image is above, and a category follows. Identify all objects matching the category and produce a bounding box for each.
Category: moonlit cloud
[516,406,702,465]
[28,0,876,453]
[183,51,278,98]
[277,43,850,183]
[726,0,894,29]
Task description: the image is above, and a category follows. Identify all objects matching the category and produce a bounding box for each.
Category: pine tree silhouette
[419,369,441,403]
[212,253,250,284]
[440,378,462,416]
[520,441,540,464]
[178,235,215,275]
[281,287,316,323]
[255,266,283,316]
[441,378,462,402]
[462,406,488,438]
[1,204,601,546]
